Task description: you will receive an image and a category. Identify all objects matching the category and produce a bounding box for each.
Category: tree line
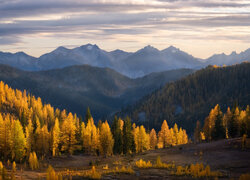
[0,81,188,163]
[194,104,250,142]
[121,63,250,133]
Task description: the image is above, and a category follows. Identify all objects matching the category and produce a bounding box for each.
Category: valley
[10,138,250,179]
[0,64,194,119]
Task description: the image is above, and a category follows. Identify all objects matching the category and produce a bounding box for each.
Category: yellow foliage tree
[158,120,171,148]
[61,113,77,155]
[25,119,34,155]
[99,121,114,156]
[134,125,149,153]
[82,118,99,154]
[29,152,39,170]
[36,125,50,156]
[52,118,60,157]
[149,129,157,149]
[11,120,26,161]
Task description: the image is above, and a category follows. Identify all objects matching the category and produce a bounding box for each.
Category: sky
[0,0,250,59]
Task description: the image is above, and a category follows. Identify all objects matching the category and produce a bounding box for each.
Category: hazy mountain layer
[0,64,194,120]
[1,44,249,78]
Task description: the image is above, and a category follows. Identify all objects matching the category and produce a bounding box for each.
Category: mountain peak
[138,45,159,53]
[162,45,179,53]
[231,51,237,55]
[54,46,68,52]
[80,43,99,51]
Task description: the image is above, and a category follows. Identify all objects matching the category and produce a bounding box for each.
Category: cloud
[0,0,250,58]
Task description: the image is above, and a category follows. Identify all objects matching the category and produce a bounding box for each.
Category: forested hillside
[121,63,250,133]
[0,64,194,120]
[0,81,188,163]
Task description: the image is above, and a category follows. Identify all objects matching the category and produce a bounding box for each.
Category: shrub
[154,156,175,169]
[239,173,250,180]
[174,163,222,178]
[46,165,62,180]
[135,159,152,168]
[87,166,101,179]
[103,164,109,170]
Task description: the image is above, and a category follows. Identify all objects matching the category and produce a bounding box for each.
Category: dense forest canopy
[120,63,250,133]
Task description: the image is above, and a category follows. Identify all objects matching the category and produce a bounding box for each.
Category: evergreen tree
[123,116,133,154]
[194,121,201,143]
[211,105,225,140]
[228,107,240,138]
[111,116,123,154]
[85,107,92,123]
[246,105,250,137]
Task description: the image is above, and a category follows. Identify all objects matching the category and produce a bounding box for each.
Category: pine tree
[211,105,225,140]
[111,117,123,154]
[149,129,157,149]
[228,107,240,138]
[61,113,77,155]
[194,121,201,143]
[52,118,60,157]
[246,105,250,137]
[99,121,114,156]
[85,107,92,123]
[123,116,133,154]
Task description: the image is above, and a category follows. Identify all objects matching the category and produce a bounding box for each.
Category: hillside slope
[120,63,250,133]
[0,64,194,120]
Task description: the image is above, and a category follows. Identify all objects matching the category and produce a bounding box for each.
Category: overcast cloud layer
[0,0,250,58]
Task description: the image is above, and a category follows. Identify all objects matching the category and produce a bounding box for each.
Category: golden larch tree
[149,129,157,149]
[158,120,171,148]
[99,121,114,156]
[52,118,60,156]
[61,113,77,155]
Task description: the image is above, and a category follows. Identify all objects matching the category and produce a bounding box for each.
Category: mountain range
[1,44,249,78]
[0,64,194,119]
